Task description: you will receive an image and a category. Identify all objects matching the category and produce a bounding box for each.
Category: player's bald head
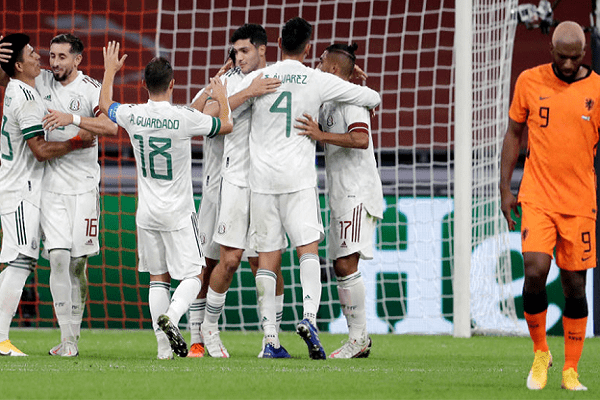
[552,21,585,51]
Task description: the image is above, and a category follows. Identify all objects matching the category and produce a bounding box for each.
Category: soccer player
[295,43,382,359]
[232,17,381,359]
[31,33,117,357]
[198,24,287,358]
[99,41,233,359]
[500,21,598,391]
[0,33,92,356]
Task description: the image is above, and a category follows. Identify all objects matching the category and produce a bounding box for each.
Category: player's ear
[304,43,311,57]
[277,37,282,50]
[169,79,174,90]
[74,53,82,68]
[258,44,266,57]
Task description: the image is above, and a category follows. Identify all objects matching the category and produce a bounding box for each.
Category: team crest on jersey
[326,113,334,127]
[69,98,82,112]
[4,96,11,107]
[585,98,594,111]
[522,228,529,241]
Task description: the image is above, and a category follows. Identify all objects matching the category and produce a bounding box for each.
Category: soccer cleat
[59,341,79,357]
[296,319,326,360]
[187,342,205,358]
[157,314,188,357]
[49,342,63,356]
[0,340,27,357]
[261,343,291,358]
[157,346,174,360]
[203,329,229,358]
[561,368,587,391]
[526,350,552,390]
[329,336,372,359]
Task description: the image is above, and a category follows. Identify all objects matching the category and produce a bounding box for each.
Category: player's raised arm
[209,76,233,135]
[99,41,127,117]
[0,36,12,87]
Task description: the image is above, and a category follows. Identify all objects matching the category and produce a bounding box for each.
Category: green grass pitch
[1,329,599,399]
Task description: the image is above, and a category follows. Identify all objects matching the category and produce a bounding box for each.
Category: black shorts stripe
[191,212,204,259]
[15,202,26,246]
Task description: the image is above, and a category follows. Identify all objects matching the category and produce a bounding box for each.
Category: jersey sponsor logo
[69,98,82,112]
[85,239,94,245]
[539,96,550,100]
[218,223,226,235]
[582,115,591,121]
[340,240,347,248]
[522,228,529,241]
[43,94,52,102]
[585,98,594,111]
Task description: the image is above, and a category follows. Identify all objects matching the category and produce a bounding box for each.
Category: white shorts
[137,213,205,280]
[197,194,220,260]
[329,204,378,260]
[0,200,41,263]
[250,187,323,252]
[213,180,255,252]
[40,189,100,258]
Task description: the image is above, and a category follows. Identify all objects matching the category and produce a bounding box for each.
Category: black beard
[552,63,577,83]
[53,69,71,82]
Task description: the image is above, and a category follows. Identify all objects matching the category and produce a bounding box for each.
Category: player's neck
[15,75,35,88]
[148,92,171,102]
[59,69,78,87]
[281,53,305,63]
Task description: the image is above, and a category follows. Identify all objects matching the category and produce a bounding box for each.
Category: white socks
[203,286,227,334]
[149,281,171,347]
[256,269,277,344]
[49,250,74,341]
[166,277,201,324]
[69,256,88,341]
[0,256,34,342]
[299,253,321,326]
[189,298,206,344]
[275,294,283,332]
[336,271,367,341]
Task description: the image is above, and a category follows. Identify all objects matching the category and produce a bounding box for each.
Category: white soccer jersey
[320,102,383,219]
[112,100,221,230]
[0,78,45,213]
[233,59,381,194]
[221,67,252,187]
[192,89,224,202]
[36,70,101,194]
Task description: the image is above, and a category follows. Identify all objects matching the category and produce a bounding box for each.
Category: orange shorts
[520,203,596,271]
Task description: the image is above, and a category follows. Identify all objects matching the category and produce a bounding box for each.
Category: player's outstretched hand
[43,109,75,131]
[247,73,281,97]
[0,36,12,64]
[351,64,368,81]
[295,113,324,141]
[500,189,519,231]
[216,58,234,78]
[103,41,127,75]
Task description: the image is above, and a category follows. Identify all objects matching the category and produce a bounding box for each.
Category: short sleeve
[508,72,529,123]
[341,104,370,133]
[17,99,45,140]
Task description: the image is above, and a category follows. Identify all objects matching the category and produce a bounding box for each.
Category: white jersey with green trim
[221,67,251,188]
[0,78,45,213]
[113,100,221,230]
[320,101,383,219]
[233,59,381,194]
[36,70,101,194]
[192,88,224,202]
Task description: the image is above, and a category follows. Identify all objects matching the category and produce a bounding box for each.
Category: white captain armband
[108,102,121,123]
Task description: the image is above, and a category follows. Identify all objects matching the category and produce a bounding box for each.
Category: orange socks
[563,316,587,372]
[524,310,549,352]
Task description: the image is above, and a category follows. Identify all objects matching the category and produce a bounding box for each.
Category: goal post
[1,0,522,336]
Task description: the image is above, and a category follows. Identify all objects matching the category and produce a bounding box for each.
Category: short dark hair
[281,17,312,55]
[144,57,173,94]
[231,24,268,47]
[325,43,358,77]
[0,33,30,77]
[50,33,84,55]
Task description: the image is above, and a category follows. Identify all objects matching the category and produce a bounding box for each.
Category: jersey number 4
[269,91,292,137]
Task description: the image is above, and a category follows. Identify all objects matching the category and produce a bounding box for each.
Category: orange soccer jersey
[509,63,600,219]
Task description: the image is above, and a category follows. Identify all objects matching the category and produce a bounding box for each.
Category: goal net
[1,0,522,335]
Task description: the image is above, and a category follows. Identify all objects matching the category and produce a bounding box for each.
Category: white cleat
[49,341,79,357]
[157,346,174,360]
[257,336,267,358]
[202,328,229,358]
[329,337,372,359]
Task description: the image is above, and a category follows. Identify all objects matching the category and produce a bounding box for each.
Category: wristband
[68,135,83,150]
[72,114,81,127]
